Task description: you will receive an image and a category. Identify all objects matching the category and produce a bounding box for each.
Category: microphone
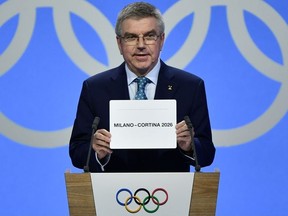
[184,116,201,172]
[84,116,100,173]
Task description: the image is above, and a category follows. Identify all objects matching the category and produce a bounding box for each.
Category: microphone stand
[84,117,100,173]
[184,116,201,172]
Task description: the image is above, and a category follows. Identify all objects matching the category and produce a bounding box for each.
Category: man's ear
[160,33,165,51]
[116,36,123,55]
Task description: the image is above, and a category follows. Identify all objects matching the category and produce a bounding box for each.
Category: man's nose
[137,35,145,47]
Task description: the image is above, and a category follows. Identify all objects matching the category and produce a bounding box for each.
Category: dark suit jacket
[69,60,215,172]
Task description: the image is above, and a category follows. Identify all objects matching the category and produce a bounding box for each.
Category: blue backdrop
[1,0,287,215]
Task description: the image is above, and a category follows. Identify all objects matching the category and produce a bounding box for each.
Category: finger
[94,139,110,148]
[93,146,112,160]
[94,129,111,143]
[94,144,112,154]
[176,126,189,137]
[97,129,112,138]
[177,136,192,151]
[93,139,113,154]
[176,126,189,136]
[93,129,112,152]
[175,120,186,129]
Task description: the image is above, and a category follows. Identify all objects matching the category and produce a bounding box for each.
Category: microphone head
[92,117,100,129]
[184,116,193,129]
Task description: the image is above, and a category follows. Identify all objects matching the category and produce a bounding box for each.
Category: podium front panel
[91,173,194,216]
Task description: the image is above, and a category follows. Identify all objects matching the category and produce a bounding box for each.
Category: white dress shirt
[126,59,160,100]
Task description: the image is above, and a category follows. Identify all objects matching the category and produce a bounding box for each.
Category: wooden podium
[65,172,220,216]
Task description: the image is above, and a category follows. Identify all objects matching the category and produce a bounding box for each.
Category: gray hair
[115,2,165,36]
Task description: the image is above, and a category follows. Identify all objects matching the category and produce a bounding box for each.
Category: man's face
[116,17,165,76]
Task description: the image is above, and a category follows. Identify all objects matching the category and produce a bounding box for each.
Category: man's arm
[69,81,103,172]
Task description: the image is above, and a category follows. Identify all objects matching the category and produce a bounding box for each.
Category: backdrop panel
[0,0,287,215]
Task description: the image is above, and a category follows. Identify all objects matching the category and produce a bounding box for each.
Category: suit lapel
[109,63,130,100]
[155,61,178,99]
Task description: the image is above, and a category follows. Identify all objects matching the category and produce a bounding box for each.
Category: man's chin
[136,68,150,76]
[128,61,156,75]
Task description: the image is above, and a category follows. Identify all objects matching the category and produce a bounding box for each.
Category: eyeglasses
[119,33,161,46]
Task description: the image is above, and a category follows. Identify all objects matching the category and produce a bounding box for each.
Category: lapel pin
[168,85,173,91]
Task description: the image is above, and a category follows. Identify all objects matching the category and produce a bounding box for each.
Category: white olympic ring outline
[0,0,287,147]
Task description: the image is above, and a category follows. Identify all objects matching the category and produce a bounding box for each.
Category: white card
[109,100,177,149]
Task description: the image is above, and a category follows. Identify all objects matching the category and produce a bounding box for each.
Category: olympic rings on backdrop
[116,187,168,213]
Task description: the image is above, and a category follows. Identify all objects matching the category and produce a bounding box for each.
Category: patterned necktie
[134,76,151,100]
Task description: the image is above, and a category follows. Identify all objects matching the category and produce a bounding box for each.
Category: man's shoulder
[85,63,125,83]
[161,61,203,83]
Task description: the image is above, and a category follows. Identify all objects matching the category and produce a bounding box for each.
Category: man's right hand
[92,129,112,160]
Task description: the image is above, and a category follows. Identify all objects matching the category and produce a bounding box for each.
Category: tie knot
[134,76,151,85]
[134,76,151,100]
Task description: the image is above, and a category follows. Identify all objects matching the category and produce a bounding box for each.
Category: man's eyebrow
[123,30,157,36]
[123,32,138,37]
[143,30,157,35]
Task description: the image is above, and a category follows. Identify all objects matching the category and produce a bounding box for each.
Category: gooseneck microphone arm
[84,116,100,173]
[184,116,201,172]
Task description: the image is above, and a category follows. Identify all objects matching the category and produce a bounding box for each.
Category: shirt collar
[126,59,160,85]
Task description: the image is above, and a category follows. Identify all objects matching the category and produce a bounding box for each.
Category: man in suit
[69,2,215,172]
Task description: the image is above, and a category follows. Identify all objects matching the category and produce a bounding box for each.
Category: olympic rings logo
[116,188,168,214]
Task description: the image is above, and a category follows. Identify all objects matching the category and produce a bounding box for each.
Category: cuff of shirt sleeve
[183,151,195,161]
